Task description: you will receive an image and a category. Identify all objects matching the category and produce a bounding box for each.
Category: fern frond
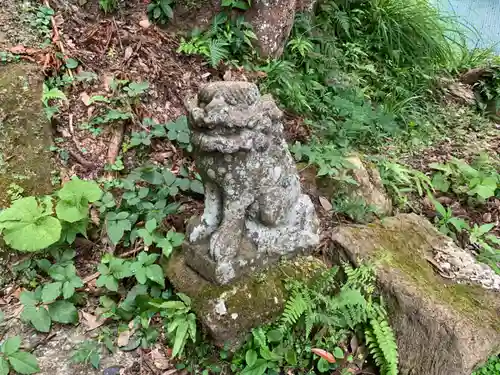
[365,317,399,375]
[42,84,67,105]
[312,265,339,294]
[208,39,229,67]
[280,288,308,329]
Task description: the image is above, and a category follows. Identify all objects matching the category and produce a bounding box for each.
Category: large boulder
[246,0,318,58]
[0,63,55,208]
[331,214,500,375]
[0,63,55,286]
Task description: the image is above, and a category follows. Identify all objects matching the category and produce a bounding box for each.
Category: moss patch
[332,214,500,331]
[164,252,326,348]
[0,63,55,208]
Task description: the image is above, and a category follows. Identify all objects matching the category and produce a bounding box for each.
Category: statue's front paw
[189,222,215,242]
[209,228,241,262]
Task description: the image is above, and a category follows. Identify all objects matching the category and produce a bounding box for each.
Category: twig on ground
[44,0,73,80]
[27,332,57,353]
[82,271,100,284]
[105,122,125,178]
[68,149,94,169]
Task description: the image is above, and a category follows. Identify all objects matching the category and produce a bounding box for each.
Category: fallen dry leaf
[117,329,131,347]
[162,370,177,375]
[319,196,333,211]
[80,92,91,106]
[139,19,151,29]
[9,45,26,54]
[150,348,170,370]
[311,348,336,363]
[81,311,107,331]
[124,46,133,61]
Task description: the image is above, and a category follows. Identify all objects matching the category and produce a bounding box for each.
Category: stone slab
[164,252,326,349]
[331,213,500,375]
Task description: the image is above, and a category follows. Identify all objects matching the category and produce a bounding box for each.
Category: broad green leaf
[162,170,176,185]
[158,239,173,257]
[58,177,102,203]
[65,58,79,69]
[333,347,344,358]
[0,358,9,375]
[62,282,75,299]
[56,200,87,223]
[146,264,165,287]
[145,218,157,233]
[41,282,62,303]
[48,300,78,324]
[0,197,61,251]
[190,180,204,194]
[2,336,21,356]
[8,351,40,374]
[266,329,283,343]
[19,291,37,307]
[285,348,297,365]
[23,306,51,333]
[36,259,52,273]
[241,359,268,375]
[317,357,331,373]
[131,263,147,284]
[48,264,66,280]
[245,349,258,366]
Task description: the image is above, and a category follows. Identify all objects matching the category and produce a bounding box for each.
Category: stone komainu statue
[184,81,319,285]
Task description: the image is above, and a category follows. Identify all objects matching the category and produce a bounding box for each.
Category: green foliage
[0,197,61,252]
[177,12,257,67]
[71,340,101,369]
[96,256,133,292]
[97,164,195,250]
[378,160,433,207]
[99,0,118,13]
[429,155,500,202]
[128,116,192,152]
[151,293,197,358]
[233,264,398,375]
[473,356,500,375]
[0,177,101,252]
[148,0,175,25]
[80,79,149,136]
[0,336,40,375]
[29,5,54,42]
[20,286,79,332]
[332,195,379,223]
[473,66,500,118]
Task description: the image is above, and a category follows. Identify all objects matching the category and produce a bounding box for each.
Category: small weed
[71,340,102,369]
[7,183,24,202]
[0,336,40,374]
[147,0,175,25]
[99,0,118,14]
[473,356,500,375]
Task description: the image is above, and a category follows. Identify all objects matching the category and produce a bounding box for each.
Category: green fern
[280,287,308,329]
[365,316,399,375]
[208,39,229,67]
[42,84,67,105]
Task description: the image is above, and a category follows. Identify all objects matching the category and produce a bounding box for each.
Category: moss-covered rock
[0,63,55,208]
[0,63,55,285]
[331,214,500,375]
[164,253,326,348]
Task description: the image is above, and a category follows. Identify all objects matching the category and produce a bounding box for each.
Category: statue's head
[186,81,283,135]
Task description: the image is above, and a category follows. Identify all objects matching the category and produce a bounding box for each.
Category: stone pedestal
[164,253,326,349]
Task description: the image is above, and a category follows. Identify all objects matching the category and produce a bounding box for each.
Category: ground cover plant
[0,0,499,373]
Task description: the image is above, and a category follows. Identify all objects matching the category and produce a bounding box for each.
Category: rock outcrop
[331,214,500,375]
[246,0,318,57]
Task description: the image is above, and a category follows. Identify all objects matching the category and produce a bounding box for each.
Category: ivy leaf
[167,231,185,247]
[146,264,165,288]
[96,275,119,292]
[2,336,21,356]
[22,306,51,333]
[8,351,40,374]
[241,359,268,375]
[0,358,9,375]
[48,300,78,324]
[41,282,62,303]
[0,197,61,252]
[157,239,173,257]
[19,291,37,307]
[56,178,102,223]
